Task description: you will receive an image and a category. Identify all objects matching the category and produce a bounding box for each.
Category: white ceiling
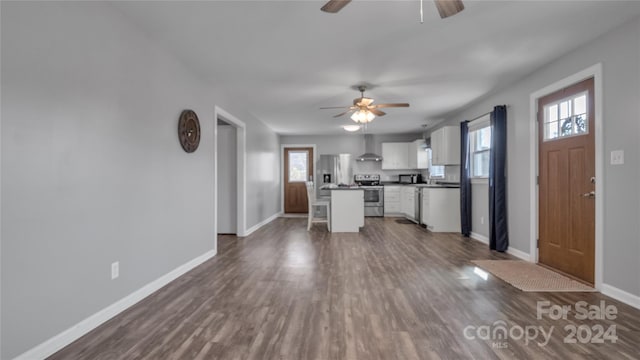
[113,1,640,135]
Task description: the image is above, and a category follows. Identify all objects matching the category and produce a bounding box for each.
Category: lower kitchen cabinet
[384,186,401,215]
[421,188,460,232]
[401,186,416,221]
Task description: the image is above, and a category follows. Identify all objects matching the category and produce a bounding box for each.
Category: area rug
[471,260,596,292]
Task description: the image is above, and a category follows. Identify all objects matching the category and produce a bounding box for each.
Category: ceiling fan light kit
[351,109,375,123]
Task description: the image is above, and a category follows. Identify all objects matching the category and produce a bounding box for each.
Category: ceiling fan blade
[321,0,352,13]
[320,106,351,109]
[373,103,410,108]
[369,109,386,116]
[434,0,464,19]
[333,109,355,118]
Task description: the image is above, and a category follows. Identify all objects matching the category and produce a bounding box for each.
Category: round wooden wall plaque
[178,109,201,153]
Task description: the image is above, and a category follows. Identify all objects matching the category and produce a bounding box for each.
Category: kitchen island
[329,188,364,233]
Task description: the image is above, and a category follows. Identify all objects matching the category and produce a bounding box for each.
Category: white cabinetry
[400,186,416,220]
[384,186,402,215]
[381,143,409,170]
[330,189,364,232]
[420,188,460,232]
[431,126,460,165]
[408,140,428,169]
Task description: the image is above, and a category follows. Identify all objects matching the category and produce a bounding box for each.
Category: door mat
[471,260,596,292]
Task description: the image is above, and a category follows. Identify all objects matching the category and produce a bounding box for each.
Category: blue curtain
[460,121,472,237]
[489,105,508,251]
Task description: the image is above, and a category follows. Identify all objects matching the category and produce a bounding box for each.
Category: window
[288,151,308,182]
[469,115,491,178]
[427,149,445,178]
[430,164,445,178]
[543,92,588,141]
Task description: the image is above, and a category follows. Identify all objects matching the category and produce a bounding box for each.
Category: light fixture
[343,124,361,132]
[350,109,375,123]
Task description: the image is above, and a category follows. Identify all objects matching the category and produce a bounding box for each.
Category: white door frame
[529,63,603,289]
[214,106,247,240]
[280,144,317,213]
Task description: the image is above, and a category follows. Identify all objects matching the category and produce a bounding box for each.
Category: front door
[538,77,595,284]
[284,147,314,213]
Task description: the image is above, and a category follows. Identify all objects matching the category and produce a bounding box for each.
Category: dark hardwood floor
[50,218,640,359]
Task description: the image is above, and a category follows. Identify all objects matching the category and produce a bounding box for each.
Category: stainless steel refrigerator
[317,154,354,195]
[315,154,354,217]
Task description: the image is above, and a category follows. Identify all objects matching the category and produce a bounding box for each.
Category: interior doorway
[217,119,237,234]
[214,106,246,244]
[537,77,595,284]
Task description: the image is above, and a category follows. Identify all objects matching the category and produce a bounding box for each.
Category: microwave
[399,174,421,184]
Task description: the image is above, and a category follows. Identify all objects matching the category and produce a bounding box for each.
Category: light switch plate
[611,150,624,165]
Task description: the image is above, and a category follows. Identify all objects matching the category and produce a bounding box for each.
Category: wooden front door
[284,147,314,213]
[538,78,595,284]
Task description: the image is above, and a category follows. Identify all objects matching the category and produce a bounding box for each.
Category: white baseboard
[241,211,281,237]
[13,249,217,360]
[601,283,640,310]
[470,232,531,261]
[470,232,489,244]
[506,247,532,261]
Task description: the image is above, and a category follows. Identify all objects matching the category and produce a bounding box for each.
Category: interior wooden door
[284,147,314,213]
[538,78,595,284]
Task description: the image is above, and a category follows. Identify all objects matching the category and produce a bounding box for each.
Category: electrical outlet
[480,216,485,225]
[611,150,624,165]
[111,261,119,280]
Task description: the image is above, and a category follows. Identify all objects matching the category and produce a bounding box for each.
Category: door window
[543,92,588,141]
[288,151,309,182]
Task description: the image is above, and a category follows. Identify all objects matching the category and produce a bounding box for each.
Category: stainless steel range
[354,174,384,217]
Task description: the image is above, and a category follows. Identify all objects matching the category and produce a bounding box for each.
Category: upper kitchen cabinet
[381,142,409,169]
[431,126,460,165]
[408,140,428,169]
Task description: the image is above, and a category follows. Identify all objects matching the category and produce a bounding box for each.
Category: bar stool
[305,181,330,231]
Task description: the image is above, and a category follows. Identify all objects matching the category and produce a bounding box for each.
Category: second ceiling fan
[321,86,410,123]
[321,0,464,19]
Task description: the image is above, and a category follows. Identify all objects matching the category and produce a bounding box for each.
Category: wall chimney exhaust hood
[356,134,383,162]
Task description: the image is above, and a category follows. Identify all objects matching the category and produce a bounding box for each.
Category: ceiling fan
[321,0,464,19]
[320,86,410,123]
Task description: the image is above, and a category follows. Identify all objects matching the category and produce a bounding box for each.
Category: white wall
[438,17,640,297]
[471,183,490,239]
[217,124,237,234]
[0,2,280,358]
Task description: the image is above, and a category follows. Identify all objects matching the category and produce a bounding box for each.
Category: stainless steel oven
[361,186,384,217]
[354,174,384,217]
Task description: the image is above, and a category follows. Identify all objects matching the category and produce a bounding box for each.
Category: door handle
[581,191,595,198]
